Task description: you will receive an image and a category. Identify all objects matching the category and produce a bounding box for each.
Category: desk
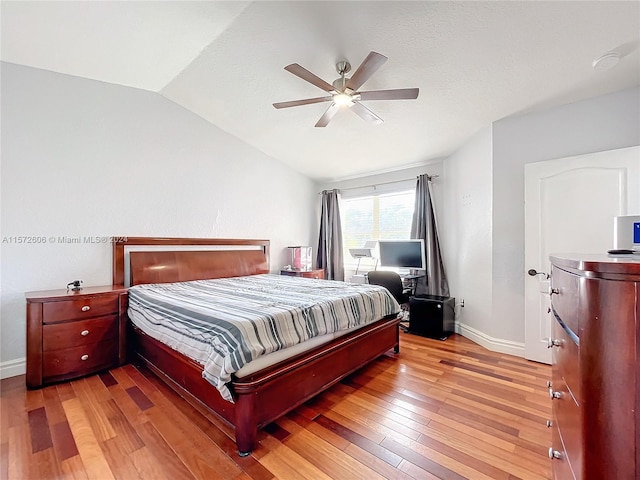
[399,274,424,296]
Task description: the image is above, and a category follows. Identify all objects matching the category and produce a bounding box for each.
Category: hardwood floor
[1,333,552,480]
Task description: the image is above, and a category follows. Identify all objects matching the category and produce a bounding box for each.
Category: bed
[113,237,401,456]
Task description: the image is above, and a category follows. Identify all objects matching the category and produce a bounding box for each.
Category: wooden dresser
[26,285,128,388]
[280,268,325,279]
[549,255,639,480]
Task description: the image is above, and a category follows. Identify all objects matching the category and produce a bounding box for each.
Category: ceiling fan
[273,51,419,127]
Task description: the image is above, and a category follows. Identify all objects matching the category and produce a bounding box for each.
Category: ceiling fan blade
[346,51,388,91]
[273,96,333,109]
[284,64,336,93]
[350,101,383,124]
[358,88,419,101]
[315,103,340,127]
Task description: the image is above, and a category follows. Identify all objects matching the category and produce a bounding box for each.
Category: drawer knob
[548,448,563,460]
[546,338,562,348]
[546,420,552,428]
[548,287,560,296]
[546,380,552,388]
[81,305,91,312]
[549,388,563,400]
[80,330,90,336]
[81,354,89,361]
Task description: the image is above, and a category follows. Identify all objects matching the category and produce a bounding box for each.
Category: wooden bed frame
[113,237,400,456]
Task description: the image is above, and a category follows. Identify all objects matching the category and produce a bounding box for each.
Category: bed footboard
[130,315,400,455]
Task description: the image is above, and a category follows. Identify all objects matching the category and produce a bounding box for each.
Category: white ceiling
[2,1,639,182]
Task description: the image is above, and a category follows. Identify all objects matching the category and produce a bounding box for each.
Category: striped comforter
[127,274,400,401]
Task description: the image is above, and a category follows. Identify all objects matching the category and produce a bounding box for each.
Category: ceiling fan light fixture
[275,51,418,126]
[333,93,354,107]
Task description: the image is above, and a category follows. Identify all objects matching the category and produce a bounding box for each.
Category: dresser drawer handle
[546,338,562,348]
[81,354,89,361]
[548,448,563,460]
[81,306,91,312]
[80,330,90,336]
[549,388,563,400]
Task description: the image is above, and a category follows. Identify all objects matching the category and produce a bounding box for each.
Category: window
[341,190,415,270]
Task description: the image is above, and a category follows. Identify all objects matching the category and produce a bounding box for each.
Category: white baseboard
[1,357,26,379]
[455,323,525,358]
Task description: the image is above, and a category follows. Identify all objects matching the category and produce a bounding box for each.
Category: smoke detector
[592,51,620,71]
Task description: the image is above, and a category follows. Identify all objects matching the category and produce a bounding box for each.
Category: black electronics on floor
[408,294,455,340]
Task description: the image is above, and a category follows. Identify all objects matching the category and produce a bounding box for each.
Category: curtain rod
[319,174,439,194]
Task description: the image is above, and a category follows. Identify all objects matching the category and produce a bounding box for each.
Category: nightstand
[26,285,127,388]
[280,269,325,279]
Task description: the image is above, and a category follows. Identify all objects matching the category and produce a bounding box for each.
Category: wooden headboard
[112,237,270,286]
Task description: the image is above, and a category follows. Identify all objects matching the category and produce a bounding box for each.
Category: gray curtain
[317,189,345,281]
[410,174,449,297]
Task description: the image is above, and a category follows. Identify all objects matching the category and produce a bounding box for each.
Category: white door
[524,146,640,364]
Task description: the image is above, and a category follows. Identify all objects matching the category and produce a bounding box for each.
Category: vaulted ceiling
[2,1,639,181]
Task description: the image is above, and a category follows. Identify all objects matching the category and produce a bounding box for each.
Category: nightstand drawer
[43,294,119,323]
[43,340,119,379]
[280,269,325,279]
[42,315,118,351]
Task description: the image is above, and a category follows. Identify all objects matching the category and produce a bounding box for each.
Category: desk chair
[367,271,411,329]
[366,271,410,304]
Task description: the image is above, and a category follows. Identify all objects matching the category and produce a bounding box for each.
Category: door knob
[527,269,549,279]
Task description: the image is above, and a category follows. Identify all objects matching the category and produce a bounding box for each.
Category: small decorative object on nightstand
[280,268,325,279]
[287,246,313,271]
[26,285,128,389]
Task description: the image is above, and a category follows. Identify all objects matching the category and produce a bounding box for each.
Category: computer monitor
[378,239,426,270]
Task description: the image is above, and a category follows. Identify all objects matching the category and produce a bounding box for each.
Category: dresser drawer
[551,316,580,405]
[42,315,118,351]
[43,340,119,379]
[43,294,120,323]
[551,374,582,480]
[551,424,577,480]
[550,266,581,336]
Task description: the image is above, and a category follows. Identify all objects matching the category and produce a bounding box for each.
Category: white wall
[0,63,318,377]
[491,87,640,344]
[441,126,494,344]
